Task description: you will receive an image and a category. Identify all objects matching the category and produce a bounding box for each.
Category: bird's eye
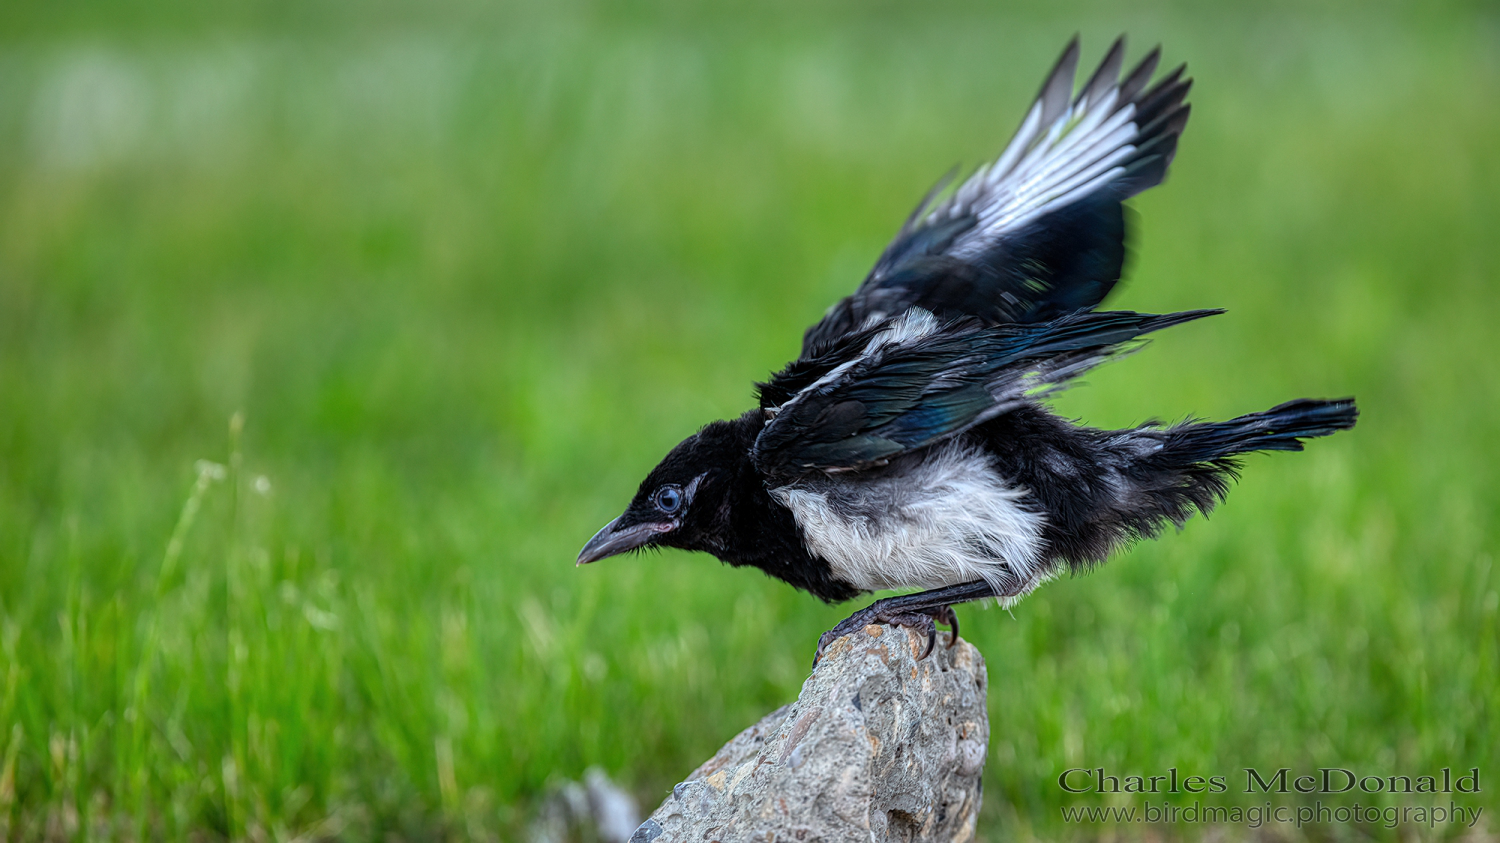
[653,485,684,514]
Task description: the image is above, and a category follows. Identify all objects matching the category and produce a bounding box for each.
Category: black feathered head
[576,416,755,565]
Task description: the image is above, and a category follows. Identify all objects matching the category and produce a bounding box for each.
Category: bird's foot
[814,602,959,667]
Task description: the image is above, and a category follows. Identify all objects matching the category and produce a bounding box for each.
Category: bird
[576,36,1358,662]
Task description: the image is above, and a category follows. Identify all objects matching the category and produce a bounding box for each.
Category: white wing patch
[771,440,1052,604]
[772,307,939,416]
[871,306,939,346]
[930,38,1169,261]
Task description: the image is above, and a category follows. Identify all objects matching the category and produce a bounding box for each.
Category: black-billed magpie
[577,37,1358,660]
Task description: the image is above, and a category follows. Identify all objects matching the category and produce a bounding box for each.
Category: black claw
[813,631,836,668]
[814,585,996,667]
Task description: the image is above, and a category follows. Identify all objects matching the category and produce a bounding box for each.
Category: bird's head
[576,417,752,566]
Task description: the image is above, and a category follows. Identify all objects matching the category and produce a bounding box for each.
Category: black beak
[576,517,673,566]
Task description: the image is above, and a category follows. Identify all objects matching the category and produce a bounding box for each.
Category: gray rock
[531,766,642,843]
[586,767,644,843]
[641,625,988,842]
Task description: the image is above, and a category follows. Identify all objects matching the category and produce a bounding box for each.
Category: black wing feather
[757,308,1219,477]
[802,37,1192,358]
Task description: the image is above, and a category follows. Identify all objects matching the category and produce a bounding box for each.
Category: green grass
[0,2,1496,840]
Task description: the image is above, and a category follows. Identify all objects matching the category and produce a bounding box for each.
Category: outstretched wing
[802,36,1192,357]
[756,307,1219,477]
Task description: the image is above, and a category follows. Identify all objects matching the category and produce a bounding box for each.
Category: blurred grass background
[0,0,1496,839]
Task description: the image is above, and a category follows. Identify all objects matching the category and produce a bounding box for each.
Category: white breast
[770,441,1050,603]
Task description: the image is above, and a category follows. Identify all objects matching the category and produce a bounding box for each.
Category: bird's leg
[815,580,996,665]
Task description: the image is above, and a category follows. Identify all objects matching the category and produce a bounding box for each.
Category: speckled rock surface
[634,625,988,843]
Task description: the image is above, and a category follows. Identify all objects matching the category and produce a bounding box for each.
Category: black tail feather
[978,399,1358,576]
[1159,398,1359,463]
[1067,398,1359,571]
